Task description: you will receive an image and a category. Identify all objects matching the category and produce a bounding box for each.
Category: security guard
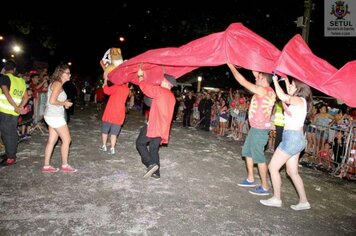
[0,60,28,166]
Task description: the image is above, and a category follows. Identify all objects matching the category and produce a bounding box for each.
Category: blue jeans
[0,112,19,159]
[136,124,161,176]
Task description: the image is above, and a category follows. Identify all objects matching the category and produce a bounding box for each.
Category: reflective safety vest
[274,102,285,126]
[0,73,26,116]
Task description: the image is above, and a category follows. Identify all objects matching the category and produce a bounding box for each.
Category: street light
[13,45,22,53]
[197,76,202,93]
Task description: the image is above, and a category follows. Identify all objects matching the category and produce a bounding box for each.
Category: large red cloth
[139,80,175,144]
[321,61,356,107]
[275,35,355,107]
[108,22,280,85]
[108,22,355,107]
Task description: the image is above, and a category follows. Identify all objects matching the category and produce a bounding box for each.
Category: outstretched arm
[227,63,265,96]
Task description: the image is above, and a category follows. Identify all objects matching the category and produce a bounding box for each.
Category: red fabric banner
[275,35,355,107]
[108,23,280,85]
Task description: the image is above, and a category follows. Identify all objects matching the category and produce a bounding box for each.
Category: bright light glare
[13,45,21,53]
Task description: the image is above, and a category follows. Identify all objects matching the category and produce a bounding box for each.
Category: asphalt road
[0,104,355,235]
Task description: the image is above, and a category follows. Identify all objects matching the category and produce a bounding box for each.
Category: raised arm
[272,76,302,106]
[227,63,266,96]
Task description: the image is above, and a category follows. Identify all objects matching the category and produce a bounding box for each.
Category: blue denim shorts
[277,130,306,156]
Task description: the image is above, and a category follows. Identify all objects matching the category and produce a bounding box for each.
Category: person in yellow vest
[0,60,28,166]
[273,99,285,150]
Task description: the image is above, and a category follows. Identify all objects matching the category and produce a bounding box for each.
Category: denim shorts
[242,127,269,163]
[278,130,306,156]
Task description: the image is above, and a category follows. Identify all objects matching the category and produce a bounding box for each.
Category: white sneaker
[109,148,115,155]
[99,145,107,152]
[260,197,282,207]
[290,202,311,211]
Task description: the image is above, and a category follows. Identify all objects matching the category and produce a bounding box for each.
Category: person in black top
[182,91,195,127]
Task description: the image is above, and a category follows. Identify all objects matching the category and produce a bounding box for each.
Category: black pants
[0,112,18,159]
[183,109,192,127]
[136,124,161,176]
[203,112,211,131]
[274,125,284,150]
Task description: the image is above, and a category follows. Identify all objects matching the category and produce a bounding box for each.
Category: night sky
[0,1,354,88]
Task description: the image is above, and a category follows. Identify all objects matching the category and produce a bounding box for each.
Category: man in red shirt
[136,68,177,179]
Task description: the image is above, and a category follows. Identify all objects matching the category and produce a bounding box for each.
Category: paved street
[0,104,355,235]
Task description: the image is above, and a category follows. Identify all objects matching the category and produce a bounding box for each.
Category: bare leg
[246,157,255,181]
[110,134,117,149]
[102,133,108,147]
[44,127,59,166]
[258,162,269,189]
[286,153,308,203]
[268,149,290,199]
[55,125,72,166]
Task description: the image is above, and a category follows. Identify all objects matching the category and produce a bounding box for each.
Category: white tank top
[284,97,307,130]
[44,83,67,118]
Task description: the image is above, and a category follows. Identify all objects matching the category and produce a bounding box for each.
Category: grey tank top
[44,83,67,118]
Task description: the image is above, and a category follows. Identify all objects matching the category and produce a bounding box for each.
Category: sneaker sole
[290,205,311,211]
[143,165,159,178]
[238,183,257,187]
[42,169,59,173]
[260,200,282,207]
[60,169,78,173]
[249,190,270,196]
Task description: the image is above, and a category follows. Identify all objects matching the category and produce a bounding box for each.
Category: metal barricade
[303,122,355,179]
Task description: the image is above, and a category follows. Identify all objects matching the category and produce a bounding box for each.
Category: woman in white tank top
[260,76,313,211]
[42,64,77,173]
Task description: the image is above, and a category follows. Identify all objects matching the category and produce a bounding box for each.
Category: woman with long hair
[260,77,313,210]
[42,64,76,172]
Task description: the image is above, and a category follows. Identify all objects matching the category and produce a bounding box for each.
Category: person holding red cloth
[99,74,129,155]
[136,68,177,179]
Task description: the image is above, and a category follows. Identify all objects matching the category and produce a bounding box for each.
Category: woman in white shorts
[42,64,76,173]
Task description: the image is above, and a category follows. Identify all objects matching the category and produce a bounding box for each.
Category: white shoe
[109,148,115,155]
[290,202,311,211]
[260,197,282,207]
[99,145,107,152]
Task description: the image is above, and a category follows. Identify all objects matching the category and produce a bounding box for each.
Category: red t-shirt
[102,84,129,125]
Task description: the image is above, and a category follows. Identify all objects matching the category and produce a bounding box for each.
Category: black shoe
[151,173,160,179]
[0,157,8,165]
[143,164,159,178]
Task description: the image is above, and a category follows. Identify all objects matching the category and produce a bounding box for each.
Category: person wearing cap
[0,60,28,166]
[136,68,176,179]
